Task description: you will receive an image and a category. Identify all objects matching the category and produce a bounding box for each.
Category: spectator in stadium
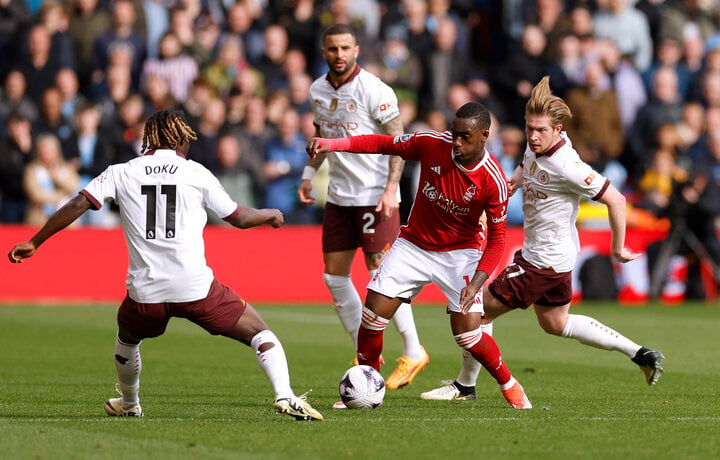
[0,112,34,223]
[16,24,62,107]
[141,73,179,112]
[628,65,685,181]
[140,31,198,105]
[593,0,654,73]
[167,5,211,69]
[263,108,318,224]
[189,96,227,173]
[564,59,626,172]
[596,38,648,136]
[107,93,146,163]
[254,24,291,93]
[493,24,548,128]
[67,0,112,94]
[372,28,423,108]
[0,70,38,132]
[206,133,260,224]
[8,109,324,422]
[89,0,147,93]
[55,67,85,122]
[202,34,248,99]
[307,101,532,409]
[0,0,31,83]
[23,132,79,226]
[421,77,664,402]
[32,86,74,149]
[297,24,428,403]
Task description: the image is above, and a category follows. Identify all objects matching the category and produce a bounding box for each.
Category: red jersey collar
[536,137,565,157]
[144,149,186,158]
[326,65,362,90]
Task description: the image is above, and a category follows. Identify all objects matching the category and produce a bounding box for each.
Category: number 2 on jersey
[141,184,176,239]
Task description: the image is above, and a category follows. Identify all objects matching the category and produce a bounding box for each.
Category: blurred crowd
[1,0,720,230]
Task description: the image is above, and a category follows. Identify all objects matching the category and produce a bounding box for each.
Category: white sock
[391,303,424,360]
[455,322,490,387]
[561,314,641,357]
[324,273,362,346]
[114,335,141,407]
[251,330,293,398]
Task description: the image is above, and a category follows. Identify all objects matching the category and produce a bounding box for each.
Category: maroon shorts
[488,250,573,309]
[117,279,247,340]
[322,202,400,253]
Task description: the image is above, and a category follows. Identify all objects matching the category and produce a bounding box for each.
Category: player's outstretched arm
[598,184,642,263]
[227,207,284,229]
[8,194,92,263]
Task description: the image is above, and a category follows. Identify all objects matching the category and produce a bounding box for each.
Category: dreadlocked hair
[525,76,572,127]
[142,110,198,152]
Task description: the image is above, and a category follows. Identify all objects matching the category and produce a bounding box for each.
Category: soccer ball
[338,365,386,409]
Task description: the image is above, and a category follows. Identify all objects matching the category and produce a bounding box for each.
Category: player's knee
[250,330,279,354]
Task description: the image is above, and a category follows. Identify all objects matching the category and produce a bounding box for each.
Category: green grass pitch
[1,301,718,459]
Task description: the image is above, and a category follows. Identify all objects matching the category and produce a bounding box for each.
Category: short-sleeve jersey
[385,131,508,257]
[81,149,239,303]
[310,67,401,206]
[520,133,610,272]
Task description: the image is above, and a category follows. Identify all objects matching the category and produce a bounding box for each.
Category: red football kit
[320,130,509,276]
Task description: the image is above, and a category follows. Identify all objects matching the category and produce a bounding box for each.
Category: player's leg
[105,295,168,417]
[363,208,429,389]
[535,303,664,385]
[224,302,323,420]
[323,249,362,346]
[357,290,403,371]
[450,311,531,409]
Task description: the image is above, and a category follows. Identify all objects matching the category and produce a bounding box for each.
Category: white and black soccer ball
[338,365,386,409]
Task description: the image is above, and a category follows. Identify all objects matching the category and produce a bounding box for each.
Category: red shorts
[322,202,400,253]
[488,250,573,309]
[117,279,247,340]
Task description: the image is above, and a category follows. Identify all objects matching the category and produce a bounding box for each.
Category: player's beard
[329,56,356,78]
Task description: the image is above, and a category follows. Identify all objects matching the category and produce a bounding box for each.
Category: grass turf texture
[1,302,718,460]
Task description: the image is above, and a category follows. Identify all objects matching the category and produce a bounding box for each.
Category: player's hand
[507,177,519,196]
[459,284,481,314]
[8,241,37,263]
[266,209,284,228]
[306,138,329,159]
[613,247,642,264]
[375,189,399,220]
[297,180,316,205]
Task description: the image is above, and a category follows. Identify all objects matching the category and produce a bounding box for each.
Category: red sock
[357,325,384,371]
[467,333,512,386]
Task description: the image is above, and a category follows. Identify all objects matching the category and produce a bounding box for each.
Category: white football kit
[309,67,401,206]
[81,149,239,303]
[520,133,610,273]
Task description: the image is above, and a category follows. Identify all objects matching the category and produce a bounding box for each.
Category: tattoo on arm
[380,116,404,136]
[380,116,405,184]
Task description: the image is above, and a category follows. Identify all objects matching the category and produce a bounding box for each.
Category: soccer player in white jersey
[7,110,323,421]
[307,102,532,409]
[297,23,429,401]
[421,77,664,402]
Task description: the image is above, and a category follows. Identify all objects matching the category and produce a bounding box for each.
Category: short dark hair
[455,102,491,129]
[322,23,357,44]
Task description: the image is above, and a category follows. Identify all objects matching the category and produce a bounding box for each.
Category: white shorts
[367,237,485,313]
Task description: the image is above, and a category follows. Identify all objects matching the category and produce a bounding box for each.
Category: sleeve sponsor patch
[394,133,412,144]
[584,173,596,185]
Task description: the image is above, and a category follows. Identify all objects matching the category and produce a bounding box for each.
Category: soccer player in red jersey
[307,102,532,409]
[423,77,664,403]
